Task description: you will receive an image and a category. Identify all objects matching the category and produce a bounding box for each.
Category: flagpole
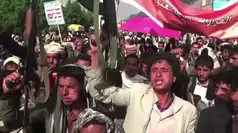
[212,0,214,10]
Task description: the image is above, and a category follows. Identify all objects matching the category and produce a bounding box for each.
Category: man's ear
[173,77,176,83]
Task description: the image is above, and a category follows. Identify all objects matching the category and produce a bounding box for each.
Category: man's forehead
[196,65,210,70]
[151,60,171,67]
[193,44,200,47]
[47,53,57,57]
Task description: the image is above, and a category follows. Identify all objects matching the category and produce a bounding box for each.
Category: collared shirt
[193,79,214,108]
[145,93,175,133]
[193,79,208,98]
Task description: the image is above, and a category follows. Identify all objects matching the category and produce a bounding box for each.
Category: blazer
[86,68,197,133]
[196,104,232,133]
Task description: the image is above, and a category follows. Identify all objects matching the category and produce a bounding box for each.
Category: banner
[121,0,238,39]
[213,0,238,10]
[44,1,65,25]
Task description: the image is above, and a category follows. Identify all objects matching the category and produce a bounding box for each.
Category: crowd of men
[0,30,237,133]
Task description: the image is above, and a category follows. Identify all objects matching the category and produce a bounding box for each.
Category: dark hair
[58,65,86,102]
[146,52,181,79]
[4,61,18,68]
[220,45,232,52]
[201,48,209,56]
[158,41,164,44]
[212,69,238,92]
[192,42,199,46]
[195,53,214,69]
[178,44,191,55]
[76,54,91,64]
[124,54,139,65]
[230,46,238,56]
[196,37,203,41]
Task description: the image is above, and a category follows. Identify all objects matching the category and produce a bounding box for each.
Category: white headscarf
[44,42,64,54]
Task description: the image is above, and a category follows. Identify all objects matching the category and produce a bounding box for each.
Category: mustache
[215,95,230,104]
[232,101,238,106]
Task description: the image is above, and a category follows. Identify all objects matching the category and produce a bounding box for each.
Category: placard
[44,1,65,25]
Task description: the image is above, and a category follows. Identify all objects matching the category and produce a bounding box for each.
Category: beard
[232,101,238,114]
[215,95,230,105]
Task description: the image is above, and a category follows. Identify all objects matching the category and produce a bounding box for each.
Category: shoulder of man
[130,83,151,94]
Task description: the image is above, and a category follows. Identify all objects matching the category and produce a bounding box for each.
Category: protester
[196,68,238,133]
[87,45,197,133]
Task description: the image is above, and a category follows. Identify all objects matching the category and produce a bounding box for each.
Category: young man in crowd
[187,51,214,111]
[45,64,112,133]
[196,68,238,133]
[87,46,197,133]
[0,56,23,132]
[218,43,232,66]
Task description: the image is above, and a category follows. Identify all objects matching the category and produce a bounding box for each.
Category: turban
[44,42,64,54]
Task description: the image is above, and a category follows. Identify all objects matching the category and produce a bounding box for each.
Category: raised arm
[85,34,130,107]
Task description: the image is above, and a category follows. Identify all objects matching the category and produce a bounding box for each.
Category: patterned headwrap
[75,108,115,133]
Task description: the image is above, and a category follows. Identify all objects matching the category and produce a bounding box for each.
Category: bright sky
[117,2,140,21]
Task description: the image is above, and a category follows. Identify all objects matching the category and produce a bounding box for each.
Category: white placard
[44,1,65,25]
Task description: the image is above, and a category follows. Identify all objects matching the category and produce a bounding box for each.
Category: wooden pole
[93,0,104,67]
[57,25,63,44]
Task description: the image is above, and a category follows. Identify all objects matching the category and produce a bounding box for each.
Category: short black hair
[124,54,139,65]
[146,52,180,79]
[58,64,87,102]
[195,54,214,69]
[192,42,199,46]
[220,45,232,52]
[4,61,18,68]
[212,68,238,92]
[178,44,191,54]
[76,54,91,64]
[158,41,164,44]
[59,64,85,83]
[196,37,203,41]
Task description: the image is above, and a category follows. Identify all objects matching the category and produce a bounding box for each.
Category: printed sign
[44,1,65,25]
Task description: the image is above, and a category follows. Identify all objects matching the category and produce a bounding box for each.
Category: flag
[121,0,238,39]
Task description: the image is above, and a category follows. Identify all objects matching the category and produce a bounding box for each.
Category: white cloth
[121,71,147,89]
[193,80,211,106]
[146,104,175,133]
[44,41,64,54]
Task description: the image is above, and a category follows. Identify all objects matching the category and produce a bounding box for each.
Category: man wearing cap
[0,56,24,132]
[86,46,197,133]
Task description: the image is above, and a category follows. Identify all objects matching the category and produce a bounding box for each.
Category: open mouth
[155,80,163,86]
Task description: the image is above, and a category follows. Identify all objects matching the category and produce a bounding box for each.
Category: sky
[117,2,140,21]
[57,0,140,21]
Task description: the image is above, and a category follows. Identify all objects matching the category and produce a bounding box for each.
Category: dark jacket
[172,70,189,101]
[196,104,232,133]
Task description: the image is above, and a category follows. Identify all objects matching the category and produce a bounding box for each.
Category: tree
[0,0,48,33]
[63,1,93,30]
[0,0,93,33]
